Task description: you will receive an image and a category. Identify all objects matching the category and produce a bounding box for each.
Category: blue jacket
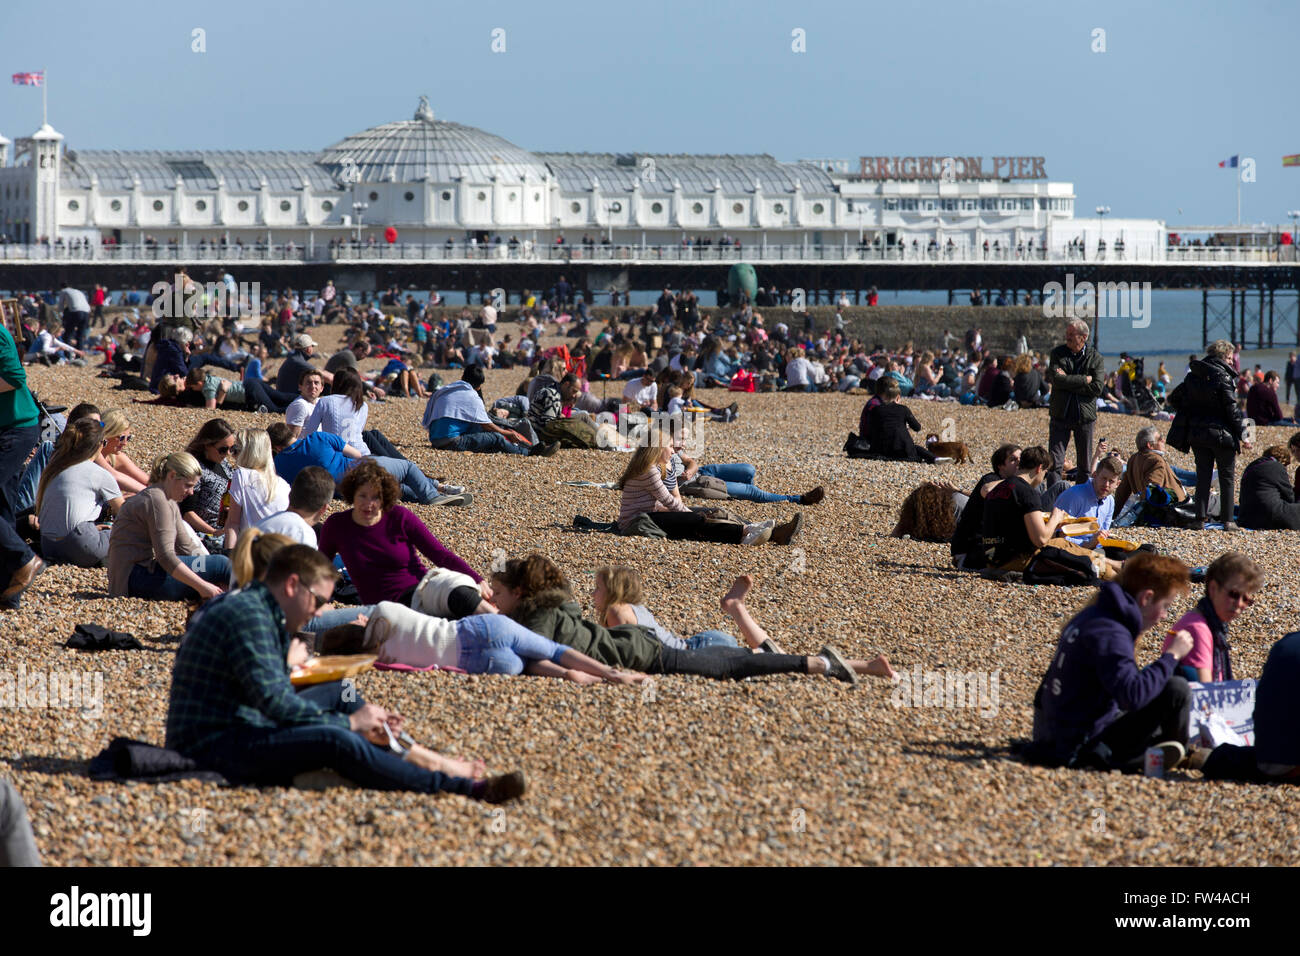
[1033,581,1177,763]
[149,339,189,392]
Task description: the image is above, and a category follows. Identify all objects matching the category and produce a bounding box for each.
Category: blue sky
[2,0,1297,228]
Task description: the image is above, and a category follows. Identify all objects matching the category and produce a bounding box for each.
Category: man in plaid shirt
[165,545,524,802]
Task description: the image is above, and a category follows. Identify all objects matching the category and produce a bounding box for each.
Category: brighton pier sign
[856,156,1047,180]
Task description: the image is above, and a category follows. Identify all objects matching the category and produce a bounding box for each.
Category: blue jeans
[431,426,529,455]
[373,456,440,503]
[0,424,39,601]
[192,720,472,794]
[698,463,799,504]
[188,351,241,373]
[302,604,376,634]
[127,554,232,601]
[1172,465,1198,485]
[15,440,53,513]
[685,630,740,649]
[455,613,568,675]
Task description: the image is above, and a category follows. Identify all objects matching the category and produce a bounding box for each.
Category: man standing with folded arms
[1048,318,1105,480]
[0,318,44,609]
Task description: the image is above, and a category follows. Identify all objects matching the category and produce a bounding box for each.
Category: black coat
[1167,357,1245,453]
[1238,457,1300,530]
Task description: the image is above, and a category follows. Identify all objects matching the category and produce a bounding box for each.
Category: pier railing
[0,242,1293,266]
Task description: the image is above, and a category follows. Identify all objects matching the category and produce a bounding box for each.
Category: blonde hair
[230,529,294,587]
[1207,339,1236,361]
[235,429,277,505]
[101,408,129,440]
[149,451,201,484]
[594,565,644,617]
[615,429,670,489]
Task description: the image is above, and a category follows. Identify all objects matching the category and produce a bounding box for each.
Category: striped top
[618,465,690,530]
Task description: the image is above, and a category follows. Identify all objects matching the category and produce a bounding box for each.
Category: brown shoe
[800,486,825,506]
[481,770,527,804]
[770,513,804,546]
[1,556,46,602]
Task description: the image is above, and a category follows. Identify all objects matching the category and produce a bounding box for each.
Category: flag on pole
[1218,155,1239,168]
[1284,154,1300,168]
[11,71,44,86]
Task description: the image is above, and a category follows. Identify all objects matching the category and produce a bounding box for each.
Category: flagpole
[1237,162,1241,225]
[42,68,47,126]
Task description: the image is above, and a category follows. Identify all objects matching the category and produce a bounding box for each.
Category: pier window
[773,202,784,213]
[923,200,936,211]
[1021,199,1033,210]
[940,199,956,211]
[238,201,249,211]
[110,200,121,211]
[651,202,663,213]
[442,191,452,200]
[369,192,379,201]
[732,202,743,213]
[67,199,79,210]
[900,199,918,211]
[961,199,976,211]
[322,200,333,211]
[195,200,206,211]
[280,200,292,211]
[570,201,581,213]
[405,192,415,201]
[812,202,825,214]
[884,198,899,211]
[692,202,704,213]
[152,200,164,211]
[980,198,997,211]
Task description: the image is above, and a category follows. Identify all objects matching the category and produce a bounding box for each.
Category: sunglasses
[305,587,332,613]
[215,442,237,454]
[1225,588,1255,607]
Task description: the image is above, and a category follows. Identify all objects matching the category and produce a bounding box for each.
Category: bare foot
[405,744,487,780]
[720,574,754,615]
[854,654,897,681]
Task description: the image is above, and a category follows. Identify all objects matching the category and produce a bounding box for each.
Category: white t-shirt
[367,602,460,669]
[667,396,686,416]
[786,357,815,386]
[623,379,658,407]
[228,468,290,530]
[38,460,121,540]
[286,397,316,430]
[255,510,317,547]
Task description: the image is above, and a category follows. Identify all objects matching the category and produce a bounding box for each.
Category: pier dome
[316,96,550,184]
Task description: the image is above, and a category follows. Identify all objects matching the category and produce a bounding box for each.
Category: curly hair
[890,484,958,541]
[491,552,572,599]
[338,459,401,509]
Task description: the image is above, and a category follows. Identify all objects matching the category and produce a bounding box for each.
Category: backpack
[728,370,756,392]
[1022,545,1098,586]
[843,432,874,459]
[1141,483,1201,528]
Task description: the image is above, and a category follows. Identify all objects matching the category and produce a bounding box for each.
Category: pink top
[1162,610,1216,679]
[617,465,689,530]
[317,505,480,605]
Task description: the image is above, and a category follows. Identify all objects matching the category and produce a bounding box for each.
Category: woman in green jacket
[489,553,894,685]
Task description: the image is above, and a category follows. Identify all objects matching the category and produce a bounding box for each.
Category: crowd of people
[3,277,1300,866]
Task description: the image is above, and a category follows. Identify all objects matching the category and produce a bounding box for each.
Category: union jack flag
[11,72,44,86]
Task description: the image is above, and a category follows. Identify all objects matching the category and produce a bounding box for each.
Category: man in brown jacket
[1115,425,1188,510]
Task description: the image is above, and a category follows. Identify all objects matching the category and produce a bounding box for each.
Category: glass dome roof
[316,97,550,185]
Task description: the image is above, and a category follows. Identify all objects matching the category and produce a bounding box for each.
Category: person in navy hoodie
[1030,553,1197,772]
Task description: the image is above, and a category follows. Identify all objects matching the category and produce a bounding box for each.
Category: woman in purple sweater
[318,460,490,610]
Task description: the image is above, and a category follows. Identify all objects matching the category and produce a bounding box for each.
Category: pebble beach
[3,322,1298,867]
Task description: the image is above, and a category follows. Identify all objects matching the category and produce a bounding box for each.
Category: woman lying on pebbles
[490,554,895,685]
